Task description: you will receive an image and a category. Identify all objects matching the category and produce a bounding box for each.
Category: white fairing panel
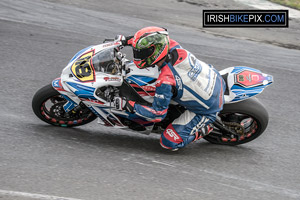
[219,67,273,103]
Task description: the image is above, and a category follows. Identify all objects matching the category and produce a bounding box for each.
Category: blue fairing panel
[69,46,93,63]
[126,75,155,86]
[66,82,96,99]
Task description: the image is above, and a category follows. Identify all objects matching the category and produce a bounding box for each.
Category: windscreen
[92,48,118,74]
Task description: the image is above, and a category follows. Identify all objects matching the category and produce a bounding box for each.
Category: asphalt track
[0,0,300,199]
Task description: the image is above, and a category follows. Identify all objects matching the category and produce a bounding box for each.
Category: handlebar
[103,38,115,43]
[103,35,133,46]
[115,51,128,77]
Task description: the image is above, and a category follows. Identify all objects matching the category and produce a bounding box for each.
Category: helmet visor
[133,46,155,60]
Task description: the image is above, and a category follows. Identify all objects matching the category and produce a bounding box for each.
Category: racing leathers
[127,39,226,149]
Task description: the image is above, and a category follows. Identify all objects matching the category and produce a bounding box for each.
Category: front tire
[204,98,269,145]
[32,84,97,127]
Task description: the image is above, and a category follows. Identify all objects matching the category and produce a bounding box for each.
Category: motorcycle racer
[117,26,226,150]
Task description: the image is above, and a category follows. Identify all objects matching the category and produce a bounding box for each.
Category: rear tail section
[220,66,273,103]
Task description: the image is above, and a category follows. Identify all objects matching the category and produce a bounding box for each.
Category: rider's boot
[193,125,213,141]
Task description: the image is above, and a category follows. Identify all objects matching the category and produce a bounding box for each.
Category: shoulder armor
[170,49,188,66]
[156,65,176,87]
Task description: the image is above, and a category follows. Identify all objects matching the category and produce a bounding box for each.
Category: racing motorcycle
[32,40,273,145]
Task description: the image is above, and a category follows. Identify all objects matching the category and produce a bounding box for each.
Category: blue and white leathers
[130,41,226,149]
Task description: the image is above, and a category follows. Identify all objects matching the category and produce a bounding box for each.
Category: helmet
[132,27,169,69]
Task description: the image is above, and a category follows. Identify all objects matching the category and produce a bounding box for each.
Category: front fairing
[57,42,124,103]
[62,42,122,80]
[51,41,161,131]
[63,42,121,79]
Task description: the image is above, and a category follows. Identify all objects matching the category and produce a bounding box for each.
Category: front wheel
[32,84,97,127]
[204,98,269,145]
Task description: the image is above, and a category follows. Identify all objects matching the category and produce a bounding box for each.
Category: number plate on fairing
[234,70,268,88]
[71,50,95,82]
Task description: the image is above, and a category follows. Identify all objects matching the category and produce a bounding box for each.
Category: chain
[223,122,245,136]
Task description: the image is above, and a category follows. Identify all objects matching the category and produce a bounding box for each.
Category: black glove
[114,97,135,113]
[124,100,135,113]
[124,35,134,46]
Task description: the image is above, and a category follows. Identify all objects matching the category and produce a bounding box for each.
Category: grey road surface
[0,0,300,200]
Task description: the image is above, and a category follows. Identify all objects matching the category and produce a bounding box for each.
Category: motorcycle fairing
[69,46,93,63]
[70,50,95,83]
[220,66,273,103]
[52,78,65,92]
[125,62,159,100]
[127,75,156,97]
[52,78,154,132]
[65,82,96,99]
[52,78,78,112]
[127,75,156,86]
[50,43,159,132]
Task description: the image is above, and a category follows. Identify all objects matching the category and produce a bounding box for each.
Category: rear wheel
[32,84,97,127]
[204,98,269,145]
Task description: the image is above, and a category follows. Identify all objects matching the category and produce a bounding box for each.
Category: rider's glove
[114,97,135,113]
[114,35,126,45]
[114,35,133,46]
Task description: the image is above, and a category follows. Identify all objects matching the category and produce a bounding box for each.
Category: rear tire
[204,98,269,145]
[32,84,97,127]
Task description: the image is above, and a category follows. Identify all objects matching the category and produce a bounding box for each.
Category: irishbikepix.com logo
[203,10,288,28]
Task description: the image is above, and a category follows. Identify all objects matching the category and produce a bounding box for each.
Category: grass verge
[269,0,300,10]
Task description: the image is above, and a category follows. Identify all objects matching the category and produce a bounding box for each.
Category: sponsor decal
[155,93,165,99]
[238,75,244,82]
[102,43,114,48]
[155,79,162,87]
[104,77,121,82]
[175,75,182,90]
[188,54,202,81]
[166,128,180,141]
[235,70,266,88]
[238,94,249,99]
[141,86,156,91]
[80,98,104,104]
[102,42,121,48]
[154,43,166,60]
[52,78,65,91]
[52,79,60,88]
[219,77,224,108]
